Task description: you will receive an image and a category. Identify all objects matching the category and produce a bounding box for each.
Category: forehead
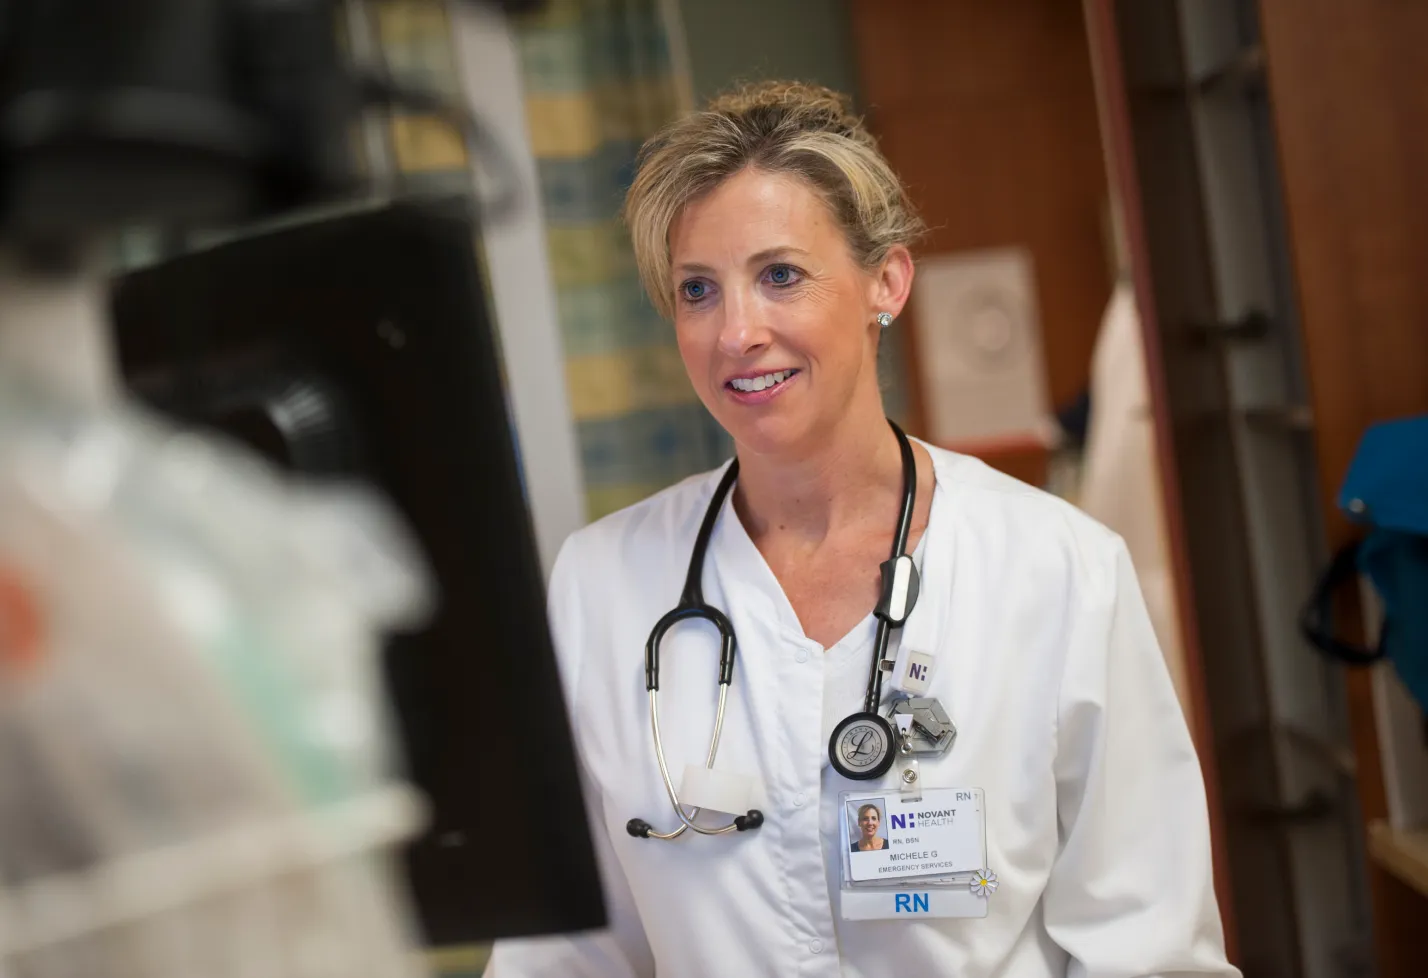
[669,168,840,266]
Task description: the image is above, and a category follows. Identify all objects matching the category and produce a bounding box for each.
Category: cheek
[775,303,855,359]
[673,321,716,383]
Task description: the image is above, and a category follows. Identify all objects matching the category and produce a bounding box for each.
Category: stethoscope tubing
[861,425,918,714]
[629,421,916,839]
[640,686,740,839]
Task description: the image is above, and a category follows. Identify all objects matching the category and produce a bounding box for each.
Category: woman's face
[859,807,880,839]
[668,168,911,458]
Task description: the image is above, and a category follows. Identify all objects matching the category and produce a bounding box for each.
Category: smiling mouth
[727,369,798,394]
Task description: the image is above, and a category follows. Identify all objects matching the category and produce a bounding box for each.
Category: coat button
[795,648,809,663]
[809,939,824,953]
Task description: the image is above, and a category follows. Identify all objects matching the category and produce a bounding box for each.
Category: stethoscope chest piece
[829,711,897,780]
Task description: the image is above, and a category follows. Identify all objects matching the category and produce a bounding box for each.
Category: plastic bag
[0,370,432,977]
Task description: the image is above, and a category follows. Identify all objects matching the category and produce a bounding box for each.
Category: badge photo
[847,798,891,856]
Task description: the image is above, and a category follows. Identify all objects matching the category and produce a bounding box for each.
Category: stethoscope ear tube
[627,807,763,838]
[630,460,757,840]
[630,686,762,840]
[643,605,736,691]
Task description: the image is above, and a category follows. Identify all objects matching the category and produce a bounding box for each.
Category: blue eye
[680,280,708,302]
[765,264,801,287]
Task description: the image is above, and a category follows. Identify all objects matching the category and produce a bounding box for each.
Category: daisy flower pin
[970,869,999,898]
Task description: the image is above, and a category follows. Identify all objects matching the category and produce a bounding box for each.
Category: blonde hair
[623,80,924,319]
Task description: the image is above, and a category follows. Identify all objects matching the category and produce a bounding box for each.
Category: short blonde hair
[623,81,924,319]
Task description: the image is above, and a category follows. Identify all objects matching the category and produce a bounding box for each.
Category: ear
[868,244,915,320]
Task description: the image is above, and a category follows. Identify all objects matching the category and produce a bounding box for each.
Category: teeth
[731,370,792,393]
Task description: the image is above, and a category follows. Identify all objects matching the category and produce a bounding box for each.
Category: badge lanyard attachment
[828,423,921,781]
[893,714,922,803]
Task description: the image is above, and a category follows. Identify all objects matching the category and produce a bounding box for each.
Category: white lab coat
[1077,281,1192,721]
[485,443,1236,978]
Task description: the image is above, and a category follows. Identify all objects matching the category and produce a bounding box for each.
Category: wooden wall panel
[1258,1,1428,975]
[849,0,1111,433]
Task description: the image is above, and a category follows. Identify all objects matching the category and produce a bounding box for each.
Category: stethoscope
[626,420,923,841]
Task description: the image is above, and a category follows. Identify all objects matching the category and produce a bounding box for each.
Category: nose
[716,290,770,359]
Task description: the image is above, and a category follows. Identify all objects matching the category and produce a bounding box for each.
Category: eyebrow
[675,246,812,276]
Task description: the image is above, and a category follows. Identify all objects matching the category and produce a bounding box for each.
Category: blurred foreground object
[0,0,540,243]
[0,258,433,976]
[110,198,607,947]
[0,0,354,238]
[0,0,604,970]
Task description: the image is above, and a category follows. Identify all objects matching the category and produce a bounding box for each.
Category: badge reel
[890,697,956,754]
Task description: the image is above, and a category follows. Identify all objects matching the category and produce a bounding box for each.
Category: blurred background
[1,1,1425,977]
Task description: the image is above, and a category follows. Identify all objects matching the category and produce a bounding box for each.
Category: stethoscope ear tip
[626,818,653,838]
[734,809,764,831]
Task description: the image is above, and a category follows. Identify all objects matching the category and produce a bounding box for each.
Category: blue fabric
[1338,413,1428,536]
[1339,414,1428,711]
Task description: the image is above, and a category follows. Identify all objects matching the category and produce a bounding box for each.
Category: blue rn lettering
[895,893,929,913]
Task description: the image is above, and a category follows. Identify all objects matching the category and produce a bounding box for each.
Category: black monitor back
[110,197,605,946]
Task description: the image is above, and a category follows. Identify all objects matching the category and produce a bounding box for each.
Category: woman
[486,82,1236,977]
[851,804,886,853]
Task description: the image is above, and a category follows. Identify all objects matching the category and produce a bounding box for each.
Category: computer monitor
[110,196,606,946]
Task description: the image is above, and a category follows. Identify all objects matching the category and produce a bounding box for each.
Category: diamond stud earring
[876,312,893,328]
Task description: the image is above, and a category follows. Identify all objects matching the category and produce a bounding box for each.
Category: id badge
[838,787,996,920]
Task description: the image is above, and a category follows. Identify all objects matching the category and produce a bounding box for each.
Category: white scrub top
[485,444,1237,978]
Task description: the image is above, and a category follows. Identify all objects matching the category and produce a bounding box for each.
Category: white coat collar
[693,439,957,677]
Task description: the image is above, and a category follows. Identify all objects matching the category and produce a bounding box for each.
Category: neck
[733,404,902,545]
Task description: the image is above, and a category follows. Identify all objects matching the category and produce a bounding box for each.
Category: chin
[718,408,820,459]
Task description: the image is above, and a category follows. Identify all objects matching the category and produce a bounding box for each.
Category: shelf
[1368,820,1428,898]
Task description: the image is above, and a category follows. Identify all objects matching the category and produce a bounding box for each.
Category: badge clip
[893,714,923,802]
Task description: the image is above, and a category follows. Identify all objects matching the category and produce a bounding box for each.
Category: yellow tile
[375,1,449,48]
[515,0,581,29]
[525,93,603,158]
[592,79,680,143]
[564,347,698,421]
[391,114,468,171]
[544,223,636,288]
[586,484,667,520]
[426,943,490,977]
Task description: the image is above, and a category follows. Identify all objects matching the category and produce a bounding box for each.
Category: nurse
[485,81,1237,977]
